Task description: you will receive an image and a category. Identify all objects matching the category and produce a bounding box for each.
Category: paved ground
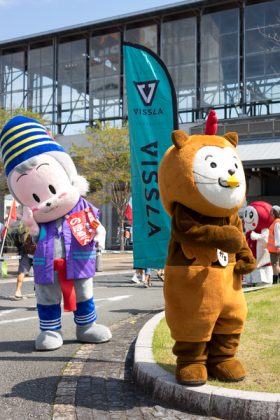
[1,251,217,419]
[53,312,214,420]
[3,252,277,419]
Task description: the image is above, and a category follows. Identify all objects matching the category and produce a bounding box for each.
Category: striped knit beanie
[0,115,66,176]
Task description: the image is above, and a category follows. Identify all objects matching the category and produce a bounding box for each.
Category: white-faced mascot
[158,111,256,386]
[244,201,273,285]
[0,116,112,350]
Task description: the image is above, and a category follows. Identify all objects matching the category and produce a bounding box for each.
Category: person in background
[267,205,280,284]
[143,268,152,287]
[131,268,152,287]
[156,268,164,282]
[14,225,36,299]
[131,268,144,284]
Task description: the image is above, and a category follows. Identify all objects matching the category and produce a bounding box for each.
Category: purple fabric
[34,197,100,285]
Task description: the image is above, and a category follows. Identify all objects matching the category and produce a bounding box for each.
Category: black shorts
[18,255,33,274]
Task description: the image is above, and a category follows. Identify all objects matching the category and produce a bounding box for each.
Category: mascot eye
[210,162,217,168]
[235,163,238,169]
[33,193,40,203]
[49,185,56,194]
[249,211,254,219]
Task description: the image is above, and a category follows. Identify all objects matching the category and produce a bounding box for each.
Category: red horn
[205,110,218,135]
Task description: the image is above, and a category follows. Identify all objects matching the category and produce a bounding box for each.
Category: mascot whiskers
[0,116,112,350]
[158,110,256,386]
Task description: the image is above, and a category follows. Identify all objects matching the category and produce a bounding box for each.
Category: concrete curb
[133,311,280,420]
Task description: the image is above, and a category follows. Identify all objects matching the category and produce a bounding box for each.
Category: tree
[0,108,50,219]
[71,122,131,251]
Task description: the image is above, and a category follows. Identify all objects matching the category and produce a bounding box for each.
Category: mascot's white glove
[21,206,40,237]
[250,231,260,241]
[94,223,106,250]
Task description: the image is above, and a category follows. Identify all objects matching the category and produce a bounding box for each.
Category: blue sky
[0,0,183,42]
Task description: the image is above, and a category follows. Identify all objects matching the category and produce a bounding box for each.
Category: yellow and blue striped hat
[0,115,66,176]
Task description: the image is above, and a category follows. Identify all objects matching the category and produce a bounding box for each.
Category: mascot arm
[233,214,256,274]
[21,206,40,237]
[250,231,261,241]
[173,204,243,253]
[251,230,268,245]
[86,200,106,250]
[94,223,106,250]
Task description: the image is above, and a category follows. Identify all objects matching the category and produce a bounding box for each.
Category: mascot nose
[226,174,239,188]
[46,202,51,207]
[228,169,235,176]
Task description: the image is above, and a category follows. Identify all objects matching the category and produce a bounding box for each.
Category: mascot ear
[71,175,89,196]
[172,130,189,149]
[224,132,239,148]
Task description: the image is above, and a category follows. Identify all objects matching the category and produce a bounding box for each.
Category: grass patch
[152,285,280,392]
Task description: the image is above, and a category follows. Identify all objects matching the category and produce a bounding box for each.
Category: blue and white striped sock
[37,303,61,331]
[74,297,97,326]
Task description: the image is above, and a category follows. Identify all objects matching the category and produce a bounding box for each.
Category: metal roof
[238,139,280,167]
[0,0,209,45]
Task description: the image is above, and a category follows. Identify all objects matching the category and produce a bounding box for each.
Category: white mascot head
[0,116,89,223]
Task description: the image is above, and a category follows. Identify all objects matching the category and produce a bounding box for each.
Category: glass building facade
[1,0,280,135]
[1,0,280,245]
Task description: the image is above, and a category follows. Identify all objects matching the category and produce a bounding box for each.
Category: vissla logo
[134,80,159,106]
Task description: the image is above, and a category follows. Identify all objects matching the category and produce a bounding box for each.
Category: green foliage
[71,123,131,246]
[0,108,49,129]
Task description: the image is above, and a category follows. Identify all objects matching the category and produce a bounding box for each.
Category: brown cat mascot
[158,111,256,386]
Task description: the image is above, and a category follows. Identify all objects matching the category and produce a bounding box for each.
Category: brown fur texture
[158,128,256,385]
[159,131,245,218]
[169,203,255,269]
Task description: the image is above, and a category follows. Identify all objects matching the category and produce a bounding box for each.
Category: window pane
[245,1,280,103]
[90,32,121,120]
[125,25,157,52]
[201,8,239,108]
[58,39,87,122]
[28,45,54,117]
[162,17,196,110]
[1,51,26,109]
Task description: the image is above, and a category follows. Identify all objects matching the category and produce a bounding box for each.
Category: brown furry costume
[158,118,256,386]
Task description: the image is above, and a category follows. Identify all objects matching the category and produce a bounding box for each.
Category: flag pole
[0,199,15,258]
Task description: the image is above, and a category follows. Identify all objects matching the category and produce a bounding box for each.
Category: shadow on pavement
[3,376,60,404]
[110,308,162,316]
[0,339,77,356]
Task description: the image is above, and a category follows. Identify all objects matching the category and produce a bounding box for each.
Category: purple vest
[33,197,100,285]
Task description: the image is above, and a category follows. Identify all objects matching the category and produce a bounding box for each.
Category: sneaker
[131,274,140,284]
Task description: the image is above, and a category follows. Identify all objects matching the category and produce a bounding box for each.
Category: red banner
[66,208,99,246]
[2,199,17,239]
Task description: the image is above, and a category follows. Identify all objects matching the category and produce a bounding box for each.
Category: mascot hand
[218,225,243,253]
[94,223,106,250]
[22,206,39,236]
[250,231,259,241]
[234,257,256,275]
[181,244,217,267]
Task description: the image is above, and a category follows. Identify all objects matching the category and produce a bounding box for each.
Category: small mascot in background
[243,201,273,286]
[158,110,256,386]
[0,116,112,350]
